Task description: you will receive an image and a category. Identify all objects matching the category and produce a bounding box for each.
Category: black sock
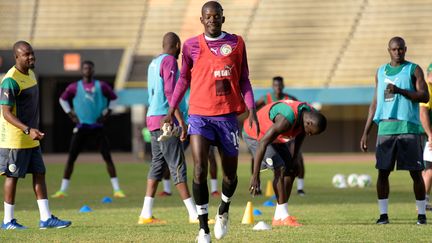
[198,214,209,233]
[193,181,209,205]
[219,177,238,215]
[193,181,209,233]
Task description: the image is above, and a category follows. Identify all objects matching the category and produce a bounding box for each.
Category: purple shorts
[188,114,239,157]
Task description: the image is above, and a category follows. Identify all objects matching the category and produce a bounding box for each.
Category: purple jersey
[61,80,117,101]
[170,32,255,112]
[60,80,116,129]
[146,55,179,131]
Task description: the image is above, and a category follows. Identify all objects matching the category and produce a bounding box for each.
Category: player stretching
[255,76,307,196]
[245,100,326,226]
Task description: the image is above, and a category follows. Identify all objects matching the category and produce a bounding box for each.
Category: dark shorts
[376,134,424,171]
[187,115,240,157]
[0,146,45,178]
[425,160,432,170]
[148,130,187,184]
[243,134,298,176]
[421,134,432,169]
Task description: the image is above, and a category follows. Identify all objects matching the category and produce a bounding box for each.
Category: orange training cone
[241,201,254,224]
[265,180,274,197]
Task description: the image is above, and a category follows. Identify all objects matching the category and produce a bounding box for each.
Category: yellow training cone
[241,201,254,224]
[265,180,274,197]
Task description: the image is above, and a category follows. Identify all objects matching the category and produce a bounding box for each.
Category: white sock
[378,199,388,215]
[163,179,171,194]
[110,177,120,191]
[140,196,154,218]
[183,197,198,220]
[37,199,52,221]
[274,203,289,220]
[297,179,304,191]
[221,193,231,203]
[60,179,70,192]
[3,202,14,224]
[210,179,218,193]
[273,204,280,220]
[196,204,208,215]
[417,200,427,215]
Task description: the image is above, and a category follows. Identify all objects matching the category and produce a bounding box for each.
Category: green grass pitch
[1,155,432,242]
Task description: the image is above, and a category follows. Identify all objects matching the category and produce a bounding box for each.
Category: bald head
[13,40,32,55]
[162,32,181,59]
[13,40,35,72]
[201,1,223,15]
[388,36,405,48]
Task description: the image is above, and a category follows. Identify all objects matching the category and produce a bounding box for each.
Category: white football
[357,174,372,188]
[332,174,347,188]
[347,174,359,187]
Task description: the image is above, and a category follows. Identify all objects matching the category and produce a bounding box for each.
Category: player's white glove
[157,123,182,142]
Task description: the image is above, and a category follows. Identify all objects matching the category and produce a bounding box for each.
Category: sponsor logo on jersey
[220,44,232,56]
[214,65,234,78]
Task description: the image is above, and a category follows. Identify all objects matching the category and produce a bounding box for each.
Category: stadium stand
[246,0,365,87]
[33,0,145,48]
[0,0,36,47]
[331,0,432,86]
[128,0,259,86]
[4,0,432,152]
[3,0,432,89]
[128,0,188,84]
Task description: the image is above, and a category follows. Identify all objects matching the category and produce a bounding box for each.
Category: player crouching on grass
[244,99,326,226]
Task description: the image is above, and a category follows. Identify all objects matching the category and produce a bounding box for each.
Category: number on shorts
[230,131,240,148]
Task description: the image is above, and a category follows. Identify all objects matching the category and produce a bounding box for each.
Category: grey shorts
[376,134,424,171]
[243,134,298,175]
[148,130,187,184]
[0,146,46,178]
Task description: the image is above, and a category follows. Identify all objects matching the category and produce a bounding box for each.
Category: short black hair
[272,76,284,83]
[388,36,405,48]
[313,112,327,133]
[201,1,223,15]
[82,60,94,67]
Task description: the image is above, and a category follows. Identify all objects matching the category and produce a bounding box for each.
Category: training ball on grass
[347,174,359,187]
[357,174,372,188]
[332,174,347,188]
[253,221,271,230]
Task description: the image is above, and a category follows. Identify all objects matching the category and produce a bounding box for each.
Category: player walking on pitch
[138,32,199,225]
[162,1,259,242]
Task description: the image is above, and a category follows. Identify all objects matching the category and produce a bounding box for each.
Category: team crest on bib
[220,44,232,56]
